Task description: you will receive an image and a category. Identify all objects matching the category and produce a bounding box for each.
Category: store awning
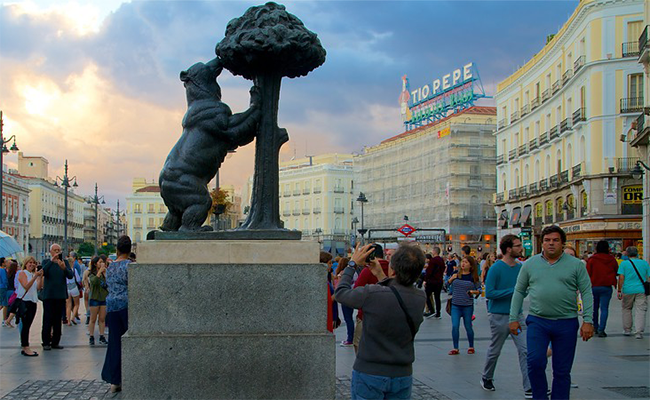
[510,207,522,226]
[498,210,509,227]
[520,205,533,225]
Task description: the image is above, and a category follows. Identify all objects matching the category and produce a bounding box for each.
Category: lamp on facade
[0,111,19,231]
[356,192,368,244]
[55,160,78,256]
[631,160,650,180]
[87,183,105,256]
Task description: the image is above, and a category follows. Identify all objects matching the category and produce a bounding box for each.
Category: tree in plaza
[98,244,116,256]
[216,2,326,230]
[77,242,95,257]
[210,187,233,216]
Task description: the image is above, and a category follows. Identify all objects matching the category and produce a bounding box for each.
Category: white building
[1,166,30,255]
[125,178,167,245]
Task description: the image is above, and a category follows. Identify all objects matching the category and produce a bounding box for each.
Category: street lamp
[351,217,359,248]
[55,160,78,256]
[356,192,368,244]
[113,200,125,239]
[0,111,19,231]
[632,160,650,180]
[87,183,105,256]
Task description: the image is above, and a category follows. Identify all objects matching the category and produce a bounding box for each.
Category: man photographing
[335,243,426,399]
[41,244,74,350]
[509,225,593,400]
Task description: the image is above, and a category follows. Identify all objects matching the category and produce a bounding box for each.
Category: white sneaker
[623,331,632,336]
[635,333,643,339]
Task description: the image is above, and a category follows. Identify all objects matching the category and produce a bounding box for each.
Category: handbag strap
[389,286,417,340]
[628,259,647,287]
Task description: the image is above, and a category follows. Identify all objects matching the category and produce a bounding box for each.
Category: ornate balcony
[282,210,291,217]
[509,189,518,200]
[552,81,560,94]
[529,182,539,194]
[508,149,517,161]
[313,207,321,214]
[560,170,569,183]
[529,138,539,151]
[302,209,310,215]
[550,174,559,187]
[539,132,549,146]
[562,69,573,86]
[293,190,301,196]
[549,126,559,141]
[622,41,640,58]
[640,25,649,62]
[511,111,520,122]
[560,118,571,134]
[572,163,582,179]
[521,104,530,116]
[495,192,504,203]
[519,144,528,156]
[616,157,639,173]
[496,154,505,165]
[302,188,311,195]
[333,186,345,193]
[531,97,540,110]
[333,207,345,214]
[292,210,301,216]
[498,119,506,129]
[620,97,644,114]
[573,108,586,124]
[313,188,322,194]
[542,89,551,103]
[518,186,528,198]
[540,179,549,191]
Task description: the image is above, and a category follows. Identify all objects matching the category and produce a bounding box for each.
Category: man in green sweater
[509,225,594,400]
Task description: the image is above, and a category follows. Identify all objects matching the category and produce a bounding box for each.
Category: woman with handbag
[10,256,42,356]
[88,256,109,345]
[448,256,481,355]
[65,265,82,326]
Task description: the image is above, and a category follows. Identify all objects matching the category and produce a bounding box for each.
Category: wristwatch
[348,260,357,269]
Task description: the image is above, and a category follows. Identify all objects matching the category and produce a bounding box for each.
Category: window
[535,82,540,99]
[535,121,540,138]
[629,74,643,98]
[148,218,154,227]
[470,165,480,175]
[524,127,530,142]
[627,21,643,44]
[148,204,154,213]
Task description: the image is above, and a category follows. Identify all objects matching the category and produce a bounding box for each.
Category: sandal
[468,348,475,354]
[448,349,460,355]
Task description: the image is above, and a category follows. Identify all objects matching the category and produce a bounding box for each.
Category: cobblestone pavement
[2,378,450,400]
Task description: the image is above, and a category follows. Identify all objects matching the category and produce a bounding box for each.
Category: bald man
[41,244,73,350]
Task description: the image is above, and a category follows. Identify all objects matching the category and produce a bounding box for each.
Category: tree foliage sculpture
[216,2,326,231]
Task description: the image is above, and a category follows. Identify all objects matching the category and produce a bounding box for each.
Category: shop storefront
[560,218,642,257]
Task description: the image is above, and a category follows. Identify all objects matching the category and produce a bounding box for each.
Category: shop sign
[563,220,641,233]
[437,127,450,138]
[398,62,488,131]
[622,185,643,205]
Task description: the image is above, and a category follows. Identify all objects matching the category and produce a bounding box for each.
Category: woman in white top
[15,256,42,356]
[65,267,81,326]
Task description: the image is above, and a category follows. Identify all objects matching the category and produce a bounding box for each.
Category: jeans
[526,315,579,400]
[20,301,37,347]
[451,304,474,349]
[101,308,128,385]
[592,286,612,333]
[341,305,355,343]
[482,313,530,391]
[425,282,443,315]
[351,370,412,400]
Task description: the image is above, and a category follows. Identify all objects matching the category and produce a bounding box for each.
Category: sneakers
[99,336,108,345]
[89,336,95,346]
[635,333,643,339]
[623,331,632,336]
[42,345,52,351]
[524,390,532,399]
[480,378,495,391]
[74,317,81,324]
[340,340,353,347]
[597,331,607,338]
[434,313,441,319]
[423,312,434,318]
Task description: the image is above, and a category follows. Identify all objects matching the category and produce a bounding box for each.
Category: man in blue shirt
[481,234,531,398]
[617,246,649,339]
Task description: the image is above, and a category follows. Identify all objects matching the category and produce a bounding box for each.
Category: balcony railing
[531,97,540,110]
[511,111,520,122]
[539,132,549,146]
[622,41,640,58]
[313,207,321,214]
[560,118,571,133]
[333,186,345,193]
[529,138,539,151]
[542,89,551,102]
[521,104,530,116]
[529,182,539,194]
[549,126,559,141]
[333,207,345,214]
[283,191,291,197]
[282,210,291,216]
[620,97,644,113]
[293,190,301,196]
[508,149,517,161]
[469,179,483,187]
[640,25,649,55]
[498,119,506,129]
[552,81,560,94]
[562,69,573,85]
[496,192,504,203]
[496,154,505,165]
[574,56,585,73]
[540,179,549,191]
[560,170,569,183]
[572,163,582,179]
[292,210,301,216]
[550,175,559,187]
[303,188,311,195]
[509,189,518,200]
[616,157,639,173]
[313,188,322,194]
[518,186,528,198]
[519,144,528,156]
[573,108,586,124]
[302,208,310,215]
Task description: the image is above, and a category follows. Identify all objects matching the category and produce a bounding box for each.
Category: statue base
[148,229,302,241]
[122,240,335,399]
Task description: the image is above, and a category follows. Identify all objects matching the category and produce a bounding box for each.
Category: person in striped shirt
[448,256,481,355]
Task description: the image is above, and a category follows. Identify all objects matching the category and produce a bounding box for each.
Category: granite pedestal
[122,240,335,399]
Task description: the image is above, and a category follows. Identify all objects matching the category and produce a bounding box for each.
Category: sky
[0,0,579,207]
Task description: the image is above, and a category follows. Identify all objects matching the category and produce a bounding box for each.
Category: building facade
[355,107,497,253]
[125,178,167,245]
[17,154,85,260]
[83,203,114,250]
[1,167,30,255]
[495,0,645,256]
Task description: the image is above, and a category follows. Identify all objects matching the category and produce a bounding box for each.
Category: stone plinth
[122,240,335,399]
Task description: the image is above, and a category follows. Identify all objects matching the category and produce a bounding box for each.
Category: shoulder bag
[388,286,417,340]
[628,260,650,296]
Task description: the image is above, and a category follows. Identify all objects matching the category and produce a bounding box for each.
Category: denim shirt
[106,259,130,312]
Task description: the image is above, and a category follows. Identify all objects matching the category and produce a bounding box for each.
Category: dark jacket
[425,256,445,284]
[586,253,618,287]
[41,259,73,300]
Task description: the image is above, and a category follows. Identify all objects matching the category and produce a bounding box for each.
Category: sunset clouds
[0,0,578,206]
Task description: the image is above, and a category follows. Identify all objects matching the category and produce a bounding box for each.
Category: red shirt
[586,253,618,287]
[353,259,390,320]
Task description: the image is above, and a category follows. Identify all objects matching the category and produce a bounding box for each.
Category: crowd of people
[0,236,135,394]
[328,225,648,400]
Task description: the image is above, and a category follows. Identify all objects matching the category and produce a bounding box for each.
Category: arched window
[535,160,540,182]
[579,136,586,162]
[524,164,530,186]
[556,149,562,175]
[567,143,573,170]
[545,155,551,178]
[514,168,520,188]
[502,173,507,192]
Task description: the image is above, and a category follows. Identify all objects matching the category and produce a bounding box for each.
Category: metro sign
[398,224,416,237]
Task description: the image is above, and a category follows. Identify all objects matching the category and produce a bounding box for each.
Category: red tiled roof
[135,185,160,193]
[380,106,497,145]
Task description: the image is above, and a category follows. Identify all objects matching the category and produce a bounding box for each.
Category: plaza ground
[1,292,648,399]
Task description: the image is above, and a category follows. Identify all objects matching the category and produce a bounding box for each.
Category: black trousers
[425,282,443,315]
[20,301,37,347]
[102,308,128,385]
[42,299,66,346]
